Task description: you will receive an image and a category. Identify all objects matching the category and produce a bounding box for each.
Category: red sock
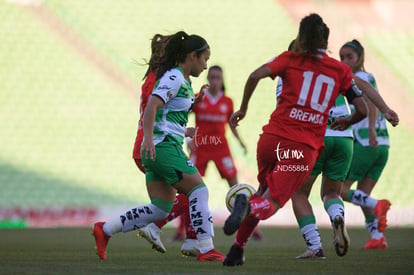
[249,196,275,220]
[175,215,186,239]
[183,208,196,239]
[234,214,259,249]
[154,194,189,229]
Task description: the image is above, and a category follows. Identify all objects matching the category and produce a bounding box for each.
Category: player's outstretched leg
[223,245,245,266]
[223,194,250,235]
[137,223,166,253]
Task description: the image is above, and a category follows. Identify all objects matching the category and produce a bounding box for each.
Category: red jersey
[264,50,354,150]
[138,71,156,132]
[133,71,156,160]
[192,91,233,150]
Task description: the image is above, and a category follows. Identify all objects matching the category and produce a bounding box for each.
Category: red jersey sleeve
[140,71,157,114]
[265,51,291,80]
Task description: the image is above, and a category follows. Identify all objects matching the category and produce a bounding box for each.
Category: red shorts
[132,128,145,173]
[256,133,321,207]
[190,146,237,179]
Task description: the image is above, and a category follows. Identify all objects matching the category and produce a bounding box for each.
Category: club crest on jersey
[186,159,195,167]
[219,104,228,113]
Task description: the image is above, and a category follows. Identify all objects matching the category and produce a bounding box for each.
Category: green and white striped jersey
[352,71,389,147]
[151,67,195,146]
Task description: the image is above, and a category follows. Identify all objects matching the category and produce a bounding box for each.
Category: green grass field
[1,1,414,273]
[0,227,413,274]
[1,0,414,212]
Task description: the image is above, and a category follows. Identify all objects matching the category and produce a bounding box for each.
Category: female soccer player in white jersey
[92,31,225,262]
[340,39,392,250]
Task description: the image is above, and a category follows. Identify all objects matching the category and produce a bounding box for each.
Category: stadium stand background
[1,0,413,227]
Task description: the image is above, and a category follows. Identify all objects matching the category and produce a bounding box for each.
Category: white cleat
[180,238,198,257]
[295,247,326,259]
[137,223,166,253]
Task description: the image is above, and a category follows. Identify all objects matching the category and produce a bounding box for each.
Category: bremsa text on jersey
[289,107,324,125]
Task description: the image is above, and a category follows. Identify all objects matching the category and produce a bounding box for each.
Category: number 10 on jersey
[297,71,335,113]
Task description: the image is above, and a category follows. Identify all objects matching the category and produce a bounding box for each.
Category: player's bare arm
[142,95,164,160]
[354,76,399,126]
[230,65,272,128]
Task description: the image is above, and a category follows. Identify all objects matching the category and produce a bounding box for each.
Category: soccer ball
[225,183,256,212]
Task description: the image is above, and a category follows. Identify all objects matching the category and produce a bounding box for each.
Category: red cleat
[375,200,391,232]
[92,222,110,260]
[197,249,225,262]
[363,236,388,249]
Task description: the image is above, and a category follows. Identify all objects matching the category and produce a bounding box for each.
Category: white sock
[197,237,214,254]
[188,185,214,253]
[366,219,383,240]
[300,224,322,251]
[351,189,377,209]
[103,204,168,235]
[324,198,345,222]
[103,218,122,237]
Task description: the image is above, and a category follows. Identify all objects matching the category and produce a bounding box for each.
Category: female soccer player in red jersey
[291,39,398,259]
[222,13,399,266]
[189,65,246,187]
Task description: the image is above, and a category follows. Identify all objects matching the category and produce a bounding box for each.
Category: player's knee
[150,198,174,214]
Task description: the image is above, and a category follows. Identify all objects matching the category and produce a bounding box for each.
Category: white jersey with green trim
[275,78,352,138]
[352,71,389,147]
[151,67,195,146]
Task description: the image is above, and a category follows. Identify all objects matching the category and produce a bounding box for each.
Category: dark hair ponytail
[143,33,172,80]
[156,31,209,80]
[296,13,329,56]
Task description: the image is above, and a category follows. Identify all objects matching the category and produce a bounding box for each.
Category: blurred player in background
[222,13,399,267]
[188,65,246,187]
[340,39,392,249]
[93,31,225,262]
